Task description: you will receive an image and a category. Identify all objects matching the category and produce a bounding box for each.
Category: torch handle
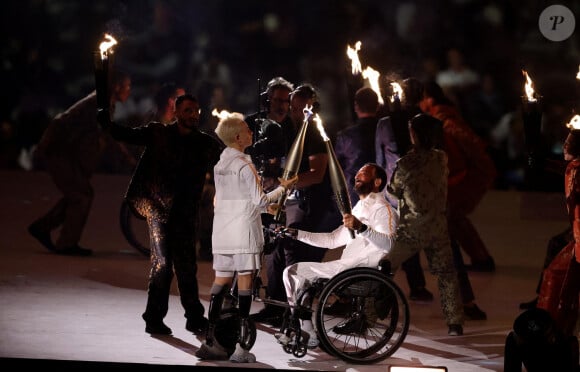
[273,192,288,222]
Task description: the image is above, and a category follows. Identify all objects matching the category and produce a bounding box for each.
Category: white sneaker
[229,344,256,363]
[275,330,318,349]
[304,330,319,349]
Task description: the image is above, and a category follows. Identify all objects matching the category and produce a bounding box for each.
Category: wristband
[356,223,368,234]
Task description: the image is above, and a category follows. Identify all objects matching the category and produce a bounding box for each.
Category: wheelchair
[214,256,410,364]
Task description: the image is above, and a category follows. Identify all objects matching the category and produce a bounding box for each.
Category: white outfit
[282,192,398,305]
[212,147,286,271]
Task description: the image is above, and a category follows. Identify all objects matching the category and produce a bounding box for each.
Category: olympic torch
[93,34,118,111]
[314,115,355,238]
[273,105,314,222]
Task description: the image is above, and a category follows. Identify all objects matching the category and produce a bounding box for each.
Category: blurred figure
[148,82,186,124]
[504,308,579,372]
[436,47,480,113]
[376,77,433,303]
[28,70,132,256]
[98,94,223,336]
[244,76,294,193]
[536,128,580,337]
[421,81,497,272]
[335,86,381,205]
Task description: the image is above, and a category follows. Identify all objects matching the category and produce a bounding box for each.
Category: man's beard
[354,181,373,196]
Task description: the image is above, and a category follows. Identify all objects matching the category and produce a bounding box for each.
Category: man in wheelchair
[277,163,398,347]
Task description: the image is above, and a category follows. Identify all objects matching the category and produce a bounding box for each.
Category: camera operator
[244,76,294,193]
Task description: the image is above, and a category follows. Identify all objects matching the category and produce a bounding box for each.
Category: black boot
[195,293,228,360]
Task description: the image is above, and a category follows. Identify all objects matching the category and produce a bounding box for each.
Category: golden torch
[93,34,118,111]
[314,115,355,238]
[273,105,314,222]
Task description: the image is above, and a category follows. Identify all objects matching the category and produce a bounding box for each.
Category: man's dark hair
[265,76,294,97]
[423,81,453,106]
[175,93,197,107]
[155,82,179,109]
[402,77,424,108]
[291,83,320,112]
[565,129,580,157]
[409,113,444,150]
[355,87,379,114]
[365,162,388,192]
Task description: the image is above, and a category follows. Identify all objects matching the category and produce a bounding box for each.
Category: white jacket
[212,147,286,254]
[297,192,398,268]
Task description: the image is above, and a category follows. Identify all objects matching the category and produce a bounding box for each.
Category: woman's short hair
[215,112,246,146]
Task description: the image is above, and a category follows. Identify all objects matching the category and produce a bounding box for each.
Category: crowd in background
[1,0,579,192]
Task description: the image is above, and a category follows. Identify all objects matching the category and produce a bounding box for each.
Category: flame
[390,82,403,103]
[314,114,329,142]
[302,104,313,122]
[522,70,537,102]
[346,41,362,75]
[566,115,580,130]
[362,66,383,105]
[577,64,580,80]
[99,34,118,60]
[211,108,231,120]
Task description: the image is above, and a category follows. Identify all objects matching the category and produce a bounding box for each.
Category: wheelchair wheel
[314,267,409,364]
[214,307,257,355]
[119,200,150,257]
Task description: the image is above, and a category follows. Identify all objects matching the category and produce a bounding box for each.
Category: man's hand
[274,226,297,239]
[343,213,363,231]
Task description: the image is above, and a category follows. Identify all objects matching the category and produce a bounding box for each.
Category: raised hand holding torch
[273,105,314,221]
[93,34,118,112]
[314,115,355,238]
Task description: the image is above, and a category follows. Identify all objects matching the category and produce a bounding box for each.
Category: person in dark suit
[97,93,223,336]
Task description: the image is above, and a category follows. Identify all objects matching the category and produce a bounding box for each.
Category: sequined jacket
[106,121,222,222]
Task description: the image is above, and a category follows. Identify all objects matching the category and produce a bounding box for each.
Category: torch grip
[273,192,288,222]
[348,228,355,239]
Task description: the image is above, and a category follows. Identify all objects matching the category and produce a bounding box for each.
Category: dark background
[1,0,579,190]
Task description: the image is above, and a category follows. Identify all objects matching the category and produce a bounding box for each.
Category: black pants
[142,213,205,323]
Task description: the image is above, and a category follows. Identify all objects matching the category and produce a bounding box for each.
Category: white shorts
[213,253,261,275]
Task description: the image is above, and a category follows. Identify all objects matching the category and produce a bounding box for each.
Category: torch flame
[211,108,231,120]
[522,70,537,102]
[302,104,314,122]
[577,64,580,80]
[99,34,118,60]
[346,41,362,75]
[566,115,580,130]
[362,66,383,105]
[314,114,329,142]
[390,82,403,103]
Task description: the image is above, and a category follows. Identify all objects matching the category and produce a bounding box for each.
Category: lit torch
[212,108,231,120]
[273,105,313,222]
[390,81,403,111]
[93,34,118,111]
[314,115,355,238]
[576,64,580,80]
[362,66,384,105]
[566,115,580,130]
[521,69,543,190]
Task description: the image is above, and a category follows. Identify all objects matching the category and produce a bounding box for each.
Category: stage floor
[0,170,573,371]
